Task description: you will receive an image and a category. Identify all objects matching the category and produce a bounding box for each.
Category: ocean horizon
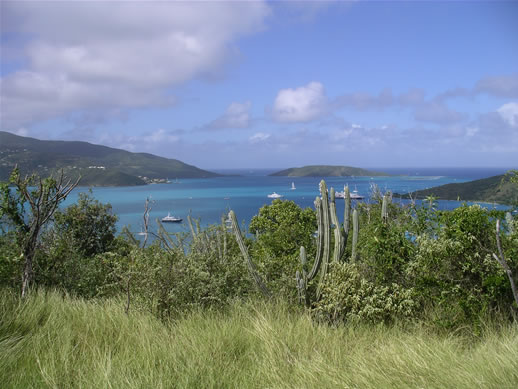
[60,166,514,236]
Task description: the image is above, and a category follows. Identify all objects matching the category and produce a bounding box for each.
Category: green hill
[0,131,220,186]
[395,174,518,205]
[270,165,388,177]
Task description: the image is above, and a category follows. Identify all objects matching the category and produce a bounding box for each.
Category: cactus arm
[343,185,351,249]
[351,209,359,261]
[330,187,344,263]
[297,246,309,305]
[382,194,389,222]
[317,180,331,299]
[307,196,324,280]
[228,210,271,297]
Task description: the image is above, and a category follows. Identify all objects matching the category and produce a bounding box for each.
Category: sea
[60,167,513,235]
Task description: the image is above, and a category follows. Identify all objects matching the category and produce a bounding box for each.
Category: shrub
[314,262,418,324]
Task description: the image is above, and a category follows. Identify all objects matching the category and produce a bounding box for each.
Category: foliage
[314,262,417,324]
[0,167,79,296]
[249,199,316,295]
[52,192,118,257]
[354,196,415,284]
[408,205,513,327]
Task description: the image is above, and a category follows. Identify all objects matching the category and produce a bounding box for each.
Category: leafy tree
[52,192,118,257]
[33,192,119,298]
[249,200,316,294]
[249,199,316,258]
[0,168,79,297]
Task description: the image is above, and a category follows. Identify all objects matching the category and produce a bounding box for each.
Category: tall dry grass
[1,289,517,388]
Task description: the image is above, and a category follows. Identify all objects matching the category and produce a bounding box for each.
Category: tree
[0,167,79,297]
[52,192,118,257]
[249,199,316,259]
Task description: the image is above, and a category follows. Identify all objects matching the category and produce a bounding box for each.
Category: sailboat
[291,182,296,190]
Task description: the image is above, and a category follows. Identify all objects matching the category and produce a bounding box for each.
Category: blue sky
[1,0,517,169]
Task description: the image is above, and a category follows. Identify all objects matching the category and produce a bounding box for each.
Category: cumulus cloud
[475,74,518,98]
[497,102,518,127]
[272,81,328,122]
[414,101,466,124]
[207,101,252,130]
[335,88,394,111]
[0,1,270,129]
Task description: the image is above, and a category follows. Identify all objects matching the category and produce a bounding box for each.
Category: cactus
[381,194,389,222]
[228,210,271,297]
[301,180,359,303]
[296,246,309,305]
[351,209,359,262]
[343,185,351,247]
[330,188,344,263]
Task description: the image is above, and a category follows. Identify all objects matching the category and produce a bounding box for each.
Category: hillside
[0,131,220,186]
[395,174,518,205]
[270,165,388,177]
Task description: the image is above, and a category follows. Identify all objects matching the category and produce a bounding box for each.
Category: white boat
[267,192,284,199]
[335,187,364,200]
[350,189,364,200]
[161,212,182,223]
[291,182,296,190]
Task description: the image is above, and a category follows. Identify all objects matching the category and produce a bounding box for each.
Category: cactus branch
[228,210,271,298]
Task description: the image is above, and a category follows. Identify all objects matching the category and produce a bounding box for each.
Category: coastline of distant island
[269,165,389,177]
[394,173,517,205]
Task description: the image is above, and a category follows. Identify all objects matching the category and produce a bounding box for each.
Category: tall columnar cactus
[381,193,389,223]
[298,180,360,304]
[351,208,359,262]
[228,210,271,297]
[343,185,351,247]
[330,188,344,263]
[296,246,309,305]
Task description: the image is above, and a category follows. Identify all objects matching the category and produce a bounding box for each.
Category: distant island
[270,165,388,177]
[394,174,517,205]
[0,131,220,186]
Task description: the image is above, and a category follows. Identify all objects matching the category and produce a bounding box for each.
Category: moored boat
[161,212,182,222]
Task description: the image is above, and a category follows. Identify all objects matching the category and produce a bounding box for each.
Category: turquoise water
[60,167,513,235]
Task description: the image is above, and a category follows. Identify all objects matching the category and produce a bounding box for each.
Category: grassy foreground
[1,290,517,389]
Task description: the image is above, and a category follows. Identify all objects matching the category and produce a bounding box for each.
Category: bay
[60,167,513,235]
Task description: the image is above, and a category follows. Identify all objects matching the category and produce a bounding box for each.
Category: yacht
[350,189,364,200]
[161,212,182,223]
[291,182,296,190]
[335,187,364,200]
[267,192,284,199]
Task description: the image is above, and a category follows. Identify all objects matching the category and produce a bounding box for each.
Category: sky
[1,0,518,169]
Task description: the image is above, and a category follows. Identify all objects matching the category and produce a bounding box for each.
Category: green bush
[408,205,512,327]
[249,199,316,296]
[314,262,418,324]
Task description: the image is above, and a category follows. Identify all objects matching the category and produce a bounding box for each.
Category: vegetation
[395,173,518,205]
[0,131,220,185]
[1,168,518,387]
[269,164,388,177]
[1,290,517,389]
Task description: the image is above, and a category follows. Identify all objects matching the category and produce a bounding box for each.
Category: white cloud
[0,1,270,129]
[272,81,328,122]
[249,132,271,143]
[497,102,518,127]
[208,101,252,129]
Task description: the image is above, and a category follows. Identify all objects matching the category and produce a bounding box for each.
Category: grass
[1,290,517,388]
